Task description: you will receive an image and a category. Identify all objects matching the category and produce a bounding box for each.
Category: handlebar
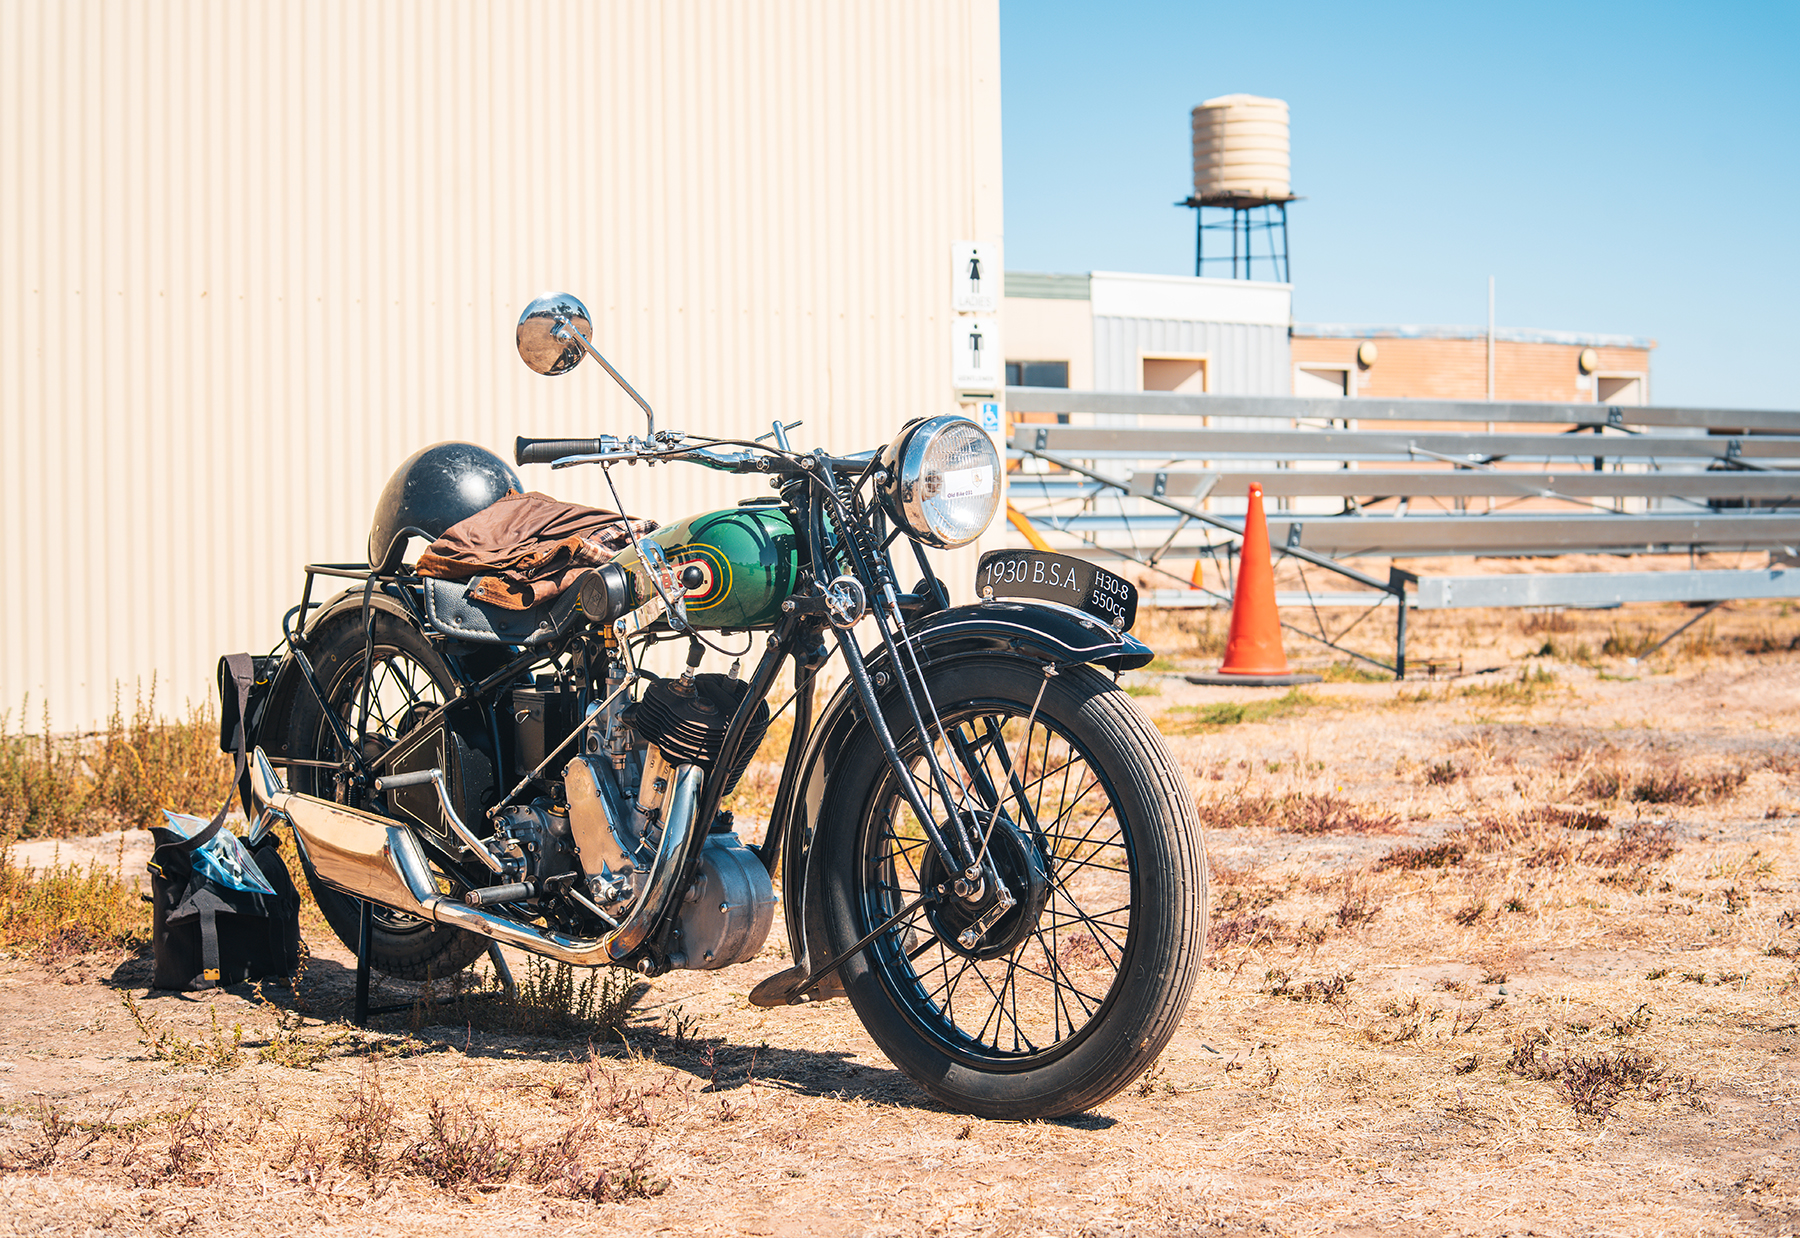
[516,437,610,466]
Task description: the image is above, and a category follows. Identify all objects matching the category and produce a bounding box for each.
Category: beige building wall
[1,0,1003,729]
[1002,297,1094,391]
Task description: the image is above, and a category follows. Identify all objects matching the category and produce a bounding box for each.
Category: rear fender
[253,589,420,759]
[774,600,1150,976]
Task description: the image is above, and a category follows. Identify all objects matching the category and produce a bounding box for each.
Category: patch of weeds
[1581,761,1747,807]
[1322,662,1387,683]
[1374,841,1465,872]
[1210,913,1284,948]
[0,685,234,838]
[423,958,647,1040]
[665,1004,702,1046]
[121,992,244,1071]
[336,1066,398,1176]
[1606,1003,1653,1037]
[1335,890,1380,929]
[1521,610,1576,635]
[402,1100,517,1190]
[1124,682,1163,698]
[1461,666,1556,706]
[1209,862,1288,914]
[1263,968,1353,1004]
[1535,637,1595,664]
[256,1006,337,1069]
[1508,1044,1708,1122]
[1502,895,1529,913]
[1527,805,1610,831]
[1645,968,1668,980]
[1197,792,1398,836]
[1424,760,1462,786]
[1453,1054,1481,1075]
[1368,995,1439,1043]
[0,836,150,957]
[1601,625,1658,659]
[1162,689,1320,735]
[1597,822,1677,867]
[1766,910,1799,958]
[1452,900,1486,926]
[1679,970,1708,985]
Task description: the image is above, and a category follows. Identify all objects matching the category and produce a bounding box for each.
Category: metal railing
[1004,387,1800,677]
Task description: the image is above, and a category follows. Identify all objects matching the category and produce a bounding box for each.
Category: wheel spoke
[855,684,1145,1068]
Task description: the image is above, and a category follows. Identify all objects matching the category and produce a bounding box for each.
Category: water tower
[1178,94,1295,282]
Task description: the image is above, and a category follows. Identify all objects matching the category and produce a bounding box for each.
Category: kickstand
[351,898,502,1027]
[486,941,516,1001]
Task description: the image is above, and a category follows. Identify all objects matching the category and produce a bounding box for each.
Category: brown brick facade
[1291,335,1651,403]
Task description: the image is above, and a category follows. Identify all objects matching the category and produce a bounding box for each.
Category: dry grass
[0,681,234,839]
[1,598,1797,1234]
[1162,688,1321,735]
[0,833,149,957]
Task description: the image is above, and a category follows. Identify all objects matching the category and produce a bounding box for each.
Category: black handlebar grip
[516,436,605,466]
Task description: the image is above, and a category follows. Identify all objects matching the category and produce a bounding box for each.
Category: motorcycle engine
[628,673,770,796]
[557,672,777,970]
[493,802,577,891]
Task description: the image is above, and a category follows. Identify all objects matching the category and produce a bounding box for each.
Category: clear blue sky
[1000,1,1798,410]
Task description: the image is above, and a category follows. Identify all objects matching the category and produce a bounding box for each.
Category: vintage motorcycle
[235,293,1207,1119]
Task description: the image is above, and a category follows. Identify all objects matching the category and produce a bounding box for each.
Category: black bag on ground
[148,832,301,991]
[146,652,301,991]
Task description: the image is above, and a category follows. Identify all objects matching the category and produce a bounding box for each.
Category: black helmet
[367,441,524,572]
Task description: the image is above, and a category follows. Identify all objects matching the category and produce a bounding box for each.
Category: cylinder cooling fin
[628,674,770,796]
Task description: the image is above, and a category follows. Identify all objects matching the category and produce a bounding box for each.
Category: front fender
[901,598,1152,673]
[772,600,1151,981]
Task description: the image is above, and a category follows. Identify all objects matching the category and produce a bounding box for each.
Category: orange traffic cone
[1189,559,1206,590]
[1186,483,1320,687]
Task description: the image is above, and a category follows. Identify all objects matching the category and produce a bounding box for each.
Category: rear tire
[817,658,1207,1119]
[281,608,489,982]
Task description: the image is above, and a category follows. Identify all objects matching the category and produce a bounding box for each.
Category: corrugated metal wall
[1092,318,1291,395]
[1,0,1003,729]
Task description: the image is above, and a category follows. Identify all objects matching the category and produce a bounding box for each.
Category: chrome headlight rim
[884,414,1001,550]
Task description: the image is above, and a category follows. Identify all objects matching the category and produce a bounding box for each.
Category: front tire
[817,658,1207,1119]
[281,608,490,982]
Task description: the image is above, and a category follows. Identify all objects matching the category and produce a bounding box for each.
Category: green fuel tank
[611,498,799,630]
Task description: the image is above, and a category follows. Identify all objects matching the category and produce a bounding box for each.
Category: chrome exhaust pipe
[249,747,698,969]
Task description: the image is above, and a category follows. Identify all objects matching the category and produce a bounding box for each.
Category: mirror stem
[560,317,656,438]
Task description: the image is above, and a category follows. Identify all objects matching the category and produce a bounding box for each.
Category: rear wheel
[817,658,1207,1119]
[282,608,490,981]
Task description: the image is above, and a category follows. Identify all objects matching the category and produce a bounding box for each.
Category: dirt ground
[3,601,1798,1236]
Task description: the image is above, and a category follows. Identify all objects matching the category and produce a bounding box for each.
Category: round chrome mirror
[516,292,594,376]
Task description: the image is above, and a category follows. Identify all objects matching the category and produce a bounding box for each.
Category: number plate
[976,551,1138,632]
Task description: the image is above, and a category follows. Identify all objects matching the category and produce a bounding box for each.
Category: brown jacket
[415,491,654,610]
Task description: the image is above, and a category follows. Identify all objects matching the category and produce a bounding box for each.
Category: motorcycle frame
[254,442,1148,978]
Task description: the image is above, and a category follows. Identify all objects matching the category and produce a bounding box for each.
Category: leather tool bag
[146,654,301,991]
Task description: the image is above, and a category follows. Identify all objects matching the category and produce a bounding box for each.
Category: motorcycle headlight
[884,414,1001,549]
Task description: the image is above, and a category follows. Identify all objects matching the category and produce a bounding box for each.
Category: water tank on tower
[1191,94,1290,202]
[1178,94,1296,281]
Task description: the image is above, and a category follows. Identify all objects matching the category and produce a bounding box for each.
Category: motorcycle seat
[420,576,588,647]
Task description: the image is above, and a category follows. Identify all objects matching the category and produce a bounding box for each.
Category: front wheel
[817,658,1207,1119]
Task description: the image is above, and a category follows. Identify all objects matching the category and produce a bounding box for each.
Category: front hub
[920,813,1051,961]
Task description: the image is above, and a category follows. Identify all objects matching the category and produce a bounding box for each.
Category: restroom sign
[952,316,1000,390]
[952,241,998,313]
